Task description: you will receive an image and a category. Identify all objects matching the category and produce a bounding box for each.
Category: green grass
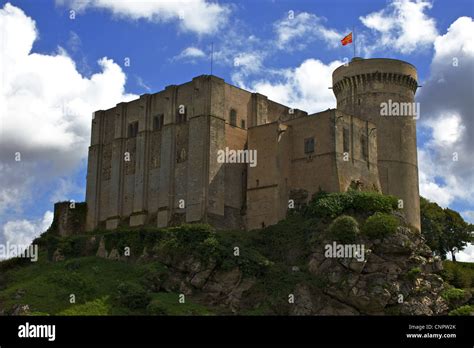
[0,256,162,315]
[2,197,466,316]
[147,293,213,315]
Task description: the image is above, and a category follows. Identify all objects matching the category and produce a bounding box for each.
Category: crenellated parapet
[333,71,418,97]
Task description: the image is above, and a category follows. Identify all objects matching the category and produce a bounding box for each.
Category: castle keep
[84,58,421,232]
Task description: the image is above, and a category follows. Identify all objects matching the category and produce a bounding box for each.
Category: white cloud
[240,59,342,113]
[447,243,474,263]
[2,211,53,250]
[360,0,438,54]
[425,113,465,145]
[0,3,136,232]
[67,30,81,52]
[461,211,474,224]
[57,0,230,35]
[174,46,207,61]
[274,12,342,50]
[417,16,474,209]
[418,149,455,207]
[135,75,152,92]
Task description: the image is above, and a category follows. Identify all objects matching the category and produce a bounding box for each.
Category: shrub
[58,297,109,315]
[441,261,473,289]
[47,271,94,297]
[441,288,466,304]
[328,215,360,243]
[407,267,422,280]
[146,300,169,315]
[308,193,352,218]
[115,282,151,309]
[307,191,398,219]
[448,305,473,316]
[351,191,398,214]
[362,212,399,240]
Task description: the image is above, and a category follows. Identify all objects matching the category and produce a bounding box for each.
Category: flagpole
[210,42,214,75]
[353,26,355,58]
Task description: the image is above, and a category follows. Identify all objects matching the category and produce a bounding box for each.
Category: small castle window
[230,109,237,126]
[343,127,350,153]
[361,134,368,161]
[241,119,246,129]
[304,137,315,154]
[176,105,187,124]
[128,121,139,138]
[153,114,164,131]
[358,99,361,105]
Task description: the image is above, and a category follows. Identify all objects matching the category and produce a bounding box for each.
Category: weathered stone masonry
[81,58,420,232]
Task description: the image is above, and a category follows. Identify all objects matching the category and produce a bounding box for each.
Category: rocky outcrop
[82,222,459,315]
[306,226,451,315]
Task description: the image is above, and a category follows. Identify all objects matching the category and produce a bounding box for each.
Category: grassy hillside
[0,190,472,316]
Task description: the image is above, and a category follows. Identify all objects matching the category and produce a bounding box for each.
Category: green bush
[146,299,169,315]
[115,282,151,309]
[407,267,422,280]
[307,191,398,219]
[47,271,94,297]
[441,261,473,289]
[448,305,473,316]
[441,288,466,304]
[58,297,109,315]
[308,193,351,218]
[362,212,399,240]
[328,215,360,243]
[351,191,398,214]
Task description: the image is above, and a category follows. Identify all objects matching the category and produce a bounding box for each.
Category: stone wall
[333,58,420,230]
[84,59,420,232]
[51,202,86,237]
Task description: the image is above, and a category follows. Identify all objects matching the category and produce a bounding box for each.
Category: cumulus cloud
[274,12,342,50]
[0,3,136,244]
[239,59,342,113]
[417,17,474,208]
[360,0,438,54]
[2,211,53,252]
[57,0,230,35]
[447,243,474,263]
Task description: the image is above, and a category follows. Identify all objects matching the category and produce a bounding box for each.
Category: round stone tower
[332,57,420,230]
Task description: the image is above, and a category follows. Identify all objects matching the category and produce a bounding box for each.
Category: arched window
[230,109,237,126]
[128,121,138,138]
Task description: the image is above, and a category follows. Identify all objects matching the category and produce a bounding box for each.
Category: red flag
[341,32,353,46]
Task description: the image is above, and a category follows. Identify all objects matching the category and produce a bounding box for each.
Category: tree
[443,208,473,262]
[420,197,473,262]
[420,197,445,256]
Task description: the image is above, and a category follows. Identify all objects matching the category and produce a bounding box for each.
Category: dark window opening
[256,179,259,186]
[176,105,187,124]
[230,109,237,126]
[304,137,315,154]
[361,134,368,161]
[153,114,164,131]
[241,119,246,129]
[128,121,139,138]
[343,127,350,153]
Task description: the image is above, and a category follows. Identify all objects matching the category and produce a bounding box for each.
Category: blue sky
[0,0,473,260]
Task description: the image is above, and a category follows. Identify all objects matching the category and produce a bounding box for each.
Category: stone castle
[81,57,420,232]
